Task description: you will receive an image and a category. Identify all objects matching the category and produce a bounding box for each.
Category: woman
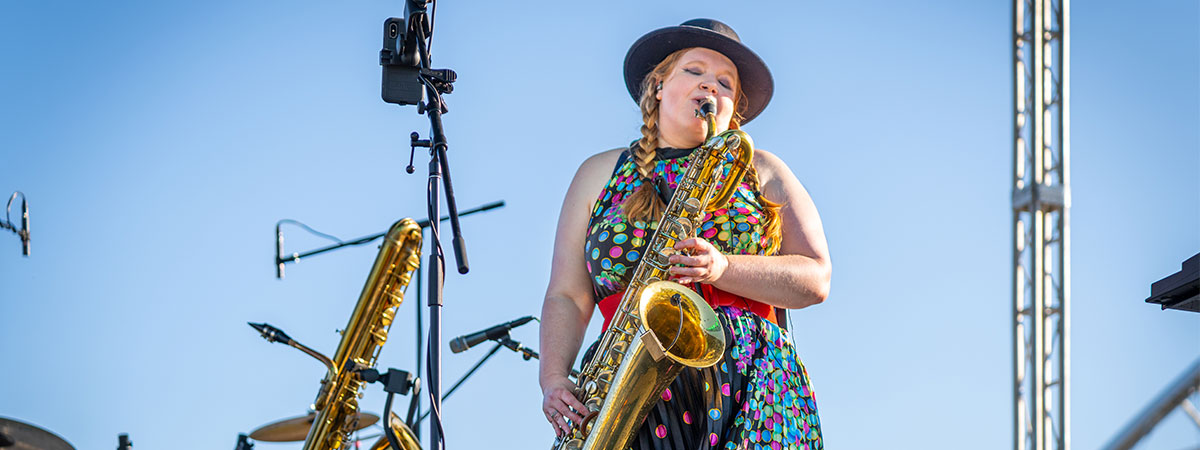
[539,19,830,449]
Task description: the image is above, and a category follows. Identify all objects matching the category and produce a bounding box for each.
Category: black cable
[276,219,345,244]
[424,333,447,450]
[426,177,446,268]
[5,192,22,226]
[383,391,404,450]
[428,0,437,56]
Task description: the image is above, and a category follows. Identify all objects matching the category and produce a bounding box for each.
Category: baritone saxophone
[552,100,753,450]
[303,218,423,450]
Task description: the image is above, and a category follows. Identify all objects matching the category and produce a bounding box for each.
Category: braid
[621,50,688,223]
[743,161,784,255]
[621,48,782,252]
[728,116,783,254]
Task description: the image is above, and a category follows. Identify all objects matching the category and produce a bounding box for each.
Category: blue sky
[1,1,1197,449]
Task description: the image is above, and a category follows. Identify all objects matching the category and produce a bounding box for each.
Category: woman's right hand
[541,375,588,438]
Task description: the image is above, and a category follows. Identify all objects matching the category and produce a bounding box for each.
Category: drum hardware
[233,433,253,450]
[248,412,380,443]
[248,320,423,449]
[0,416,74,450]
[116,434,131,450]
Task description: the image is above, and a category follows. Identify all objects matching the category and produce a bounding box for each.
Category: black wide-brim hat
[624,18,774,124]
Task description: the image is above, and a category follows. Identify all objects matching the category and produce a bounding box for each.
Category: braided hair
[621,48,783,254]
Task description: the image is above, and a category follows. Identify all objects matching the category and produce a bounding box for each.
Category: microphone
[275,224,284,279]
[699,96,716,117]
[19,197,29,256]
[450,316,535,354]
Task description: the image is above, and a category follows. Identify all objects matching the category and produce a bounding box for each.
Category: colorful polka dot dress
[581,146,823,449]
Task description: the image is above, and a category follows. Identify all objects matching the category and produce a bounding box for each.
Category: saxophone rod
[248,322,336,372]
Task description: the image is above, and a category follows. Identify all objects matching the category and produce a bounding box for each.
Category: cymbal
[0,417,74,450]
[249,412,380,442]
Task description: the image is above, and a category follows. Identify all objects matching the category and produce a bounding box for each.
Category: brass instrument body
[367,413,423,450]
[555,112,754,450]
[304,218,423,450]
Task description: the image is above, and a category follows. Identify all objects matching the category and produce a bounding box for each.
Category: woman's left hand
[667,237,729,285]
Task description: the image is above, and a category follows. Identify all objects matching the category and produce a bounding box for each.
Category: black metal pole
[274,201,501,273]
[425,155,444,448]
[413,260,423,441]
[418,342,503,422]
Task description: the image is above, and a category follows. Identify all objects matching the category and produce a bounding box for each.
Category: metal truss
[1013,0,1070,449]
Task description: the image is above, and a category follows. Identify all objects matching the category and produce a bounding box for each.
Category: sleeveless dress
[581,146,824,450]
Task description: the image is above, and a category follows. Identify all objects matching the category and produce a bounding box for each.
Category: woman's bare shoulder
[571,147,628,188]
[579,147,627,173]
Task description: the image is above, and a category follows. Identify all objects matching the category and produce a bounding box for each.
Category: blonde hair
[622,48,783,254]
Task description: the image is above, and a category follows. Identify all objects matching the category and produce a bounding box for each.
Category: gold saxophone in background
[552,100,753,450]
[303,218,424,450]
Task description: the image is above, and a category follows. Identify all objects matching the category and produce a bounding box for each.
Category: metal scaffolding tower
[1013,0,1070,449]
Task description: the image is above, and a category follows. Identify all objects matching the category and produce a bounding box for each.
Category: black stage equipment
[274,201,502,280]
[234,434,254,450]
[418,333,580,423]
[449,316,536,354]
[1,191,30,256]
[117,433,132,449]
[1146,252,1200,313]
[380,1,466,448]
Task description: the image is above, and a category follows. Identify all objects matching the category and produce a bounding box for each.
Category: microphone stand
[416,334,578,423]
[274,201,502,279]
[405,12,465,450]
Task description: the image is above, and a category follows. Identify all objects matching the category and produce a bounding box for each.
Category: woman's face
[655,47,739,149]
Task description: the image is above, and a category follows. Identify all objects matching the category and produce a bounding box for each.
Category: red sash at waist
[598,284,776,330]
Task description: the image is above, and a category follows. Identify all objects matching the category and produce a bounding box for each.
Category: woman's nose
[699,80,717,94]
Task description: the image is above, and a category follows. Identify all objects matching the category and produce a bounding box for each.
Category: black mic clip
[421,68,456,95]
[359,367,418,396]
[496,334,537,361]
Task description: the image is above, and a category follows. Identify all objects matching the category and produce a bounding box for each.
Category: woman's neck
[657,125,727,149]
[657,133,702,150]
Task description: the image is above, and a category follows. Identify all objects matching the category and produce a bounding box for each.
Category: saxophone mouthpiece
[698,97,716,117]
[249,322,293,345]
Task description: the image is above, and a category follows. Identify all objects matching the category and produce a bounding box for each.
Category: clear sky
[1,1,1197,449]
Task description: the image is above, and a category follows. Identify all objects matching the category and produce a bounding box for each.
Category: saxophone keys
[654,247,674,266]
[675,217,693,238]
[705,135,726,150]
[724,134,742,151]
[584,397,603,413]
[682,197,702,216]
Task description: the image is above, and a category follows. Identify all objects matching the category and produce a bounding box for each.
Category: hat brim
[624,25,774,124]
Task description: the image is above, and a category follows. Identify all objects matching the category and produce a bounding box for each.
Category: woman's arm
[539,148,623,436]
[667,149,832,309]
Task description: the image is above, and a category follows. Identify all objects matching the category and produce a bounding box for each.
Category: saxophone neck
[248,322,337,372]
[291,340,337,373]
